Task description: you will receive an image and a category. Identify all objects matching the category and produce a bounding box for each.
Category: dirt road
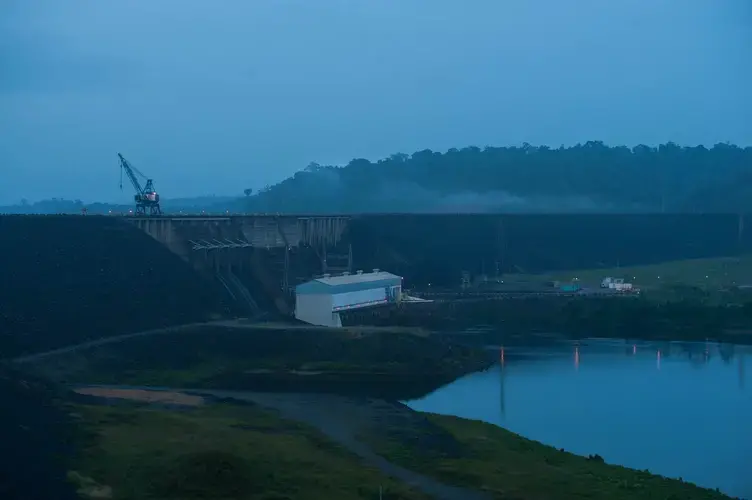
[15,321,492,499]
[10,319,254,364]
[77,384,491,500]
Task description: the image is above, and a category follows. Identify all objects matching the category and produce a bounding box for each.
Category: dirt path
[16,320,491,499]
[9,319,424,365]
[73,387,205,406]
[10,319,253,364]
[77,385,491,500]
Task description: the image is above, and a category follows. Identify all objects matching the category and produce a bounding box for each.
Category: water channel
[405,338,752,499]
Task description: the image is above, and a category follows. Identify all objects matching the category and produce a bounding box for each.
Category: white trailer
[601,277,634,291]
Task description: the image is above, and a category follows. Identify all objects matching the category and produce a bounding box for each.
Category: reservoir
[405,339,752,499]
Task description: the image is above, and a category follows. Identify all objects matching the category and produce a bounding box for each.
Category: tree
[241,142,752,214]
[243,188,253,197]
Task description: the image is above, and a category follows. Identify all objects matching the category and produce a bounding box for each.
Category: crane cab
[139,191,159,203]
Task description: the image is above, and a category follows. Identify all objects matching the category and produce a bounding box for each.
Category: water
[405,339,752,499]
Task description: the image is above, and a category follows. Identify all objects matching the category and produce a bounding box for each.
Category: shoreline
[18,323,494,401]
[10,319,743,499]
[68,384,734,500]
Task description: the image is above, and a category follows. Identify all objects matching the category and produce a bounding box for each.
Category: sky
[1,0,750,204]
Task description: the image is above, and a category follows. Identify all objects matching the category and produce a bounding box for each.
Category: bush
[149,450,254,499]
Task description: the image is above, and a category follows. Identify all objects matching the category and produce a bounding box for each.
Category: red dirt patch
[74,387,204,406]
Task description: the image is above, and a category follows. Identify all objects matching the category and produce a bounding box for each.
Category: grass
[31,326,490,399]
[64,386,737,500]
[69,401,429,500]
[506,254,752,290]
[361,413,732,500]
[246,321,430,337]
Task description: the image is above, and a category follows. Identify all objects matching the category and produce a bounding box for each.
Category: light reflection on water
[406,339,752,499]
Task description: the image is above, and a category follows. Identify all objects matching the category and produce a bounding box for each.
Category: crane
[117,153,162,216]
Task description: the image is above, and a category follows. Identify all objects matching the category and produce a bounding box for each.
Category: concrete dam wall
[2,213,749,348]
[0,216,226,358]
[347,214,751,285]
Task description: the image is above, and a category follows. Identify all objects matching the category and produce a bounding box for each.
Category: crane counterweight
[117,153,162,215]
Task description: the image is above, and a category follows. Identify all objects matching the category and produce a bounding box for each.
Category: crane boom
[118,153,144,195]
[117,153,162,216]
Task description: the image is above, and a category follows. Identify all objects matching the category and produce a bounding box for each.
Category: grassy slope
[364,413,732,500]
[0,216,226,359]
[0,365,79,500]
[507,255,752,290]
[32,325,490,399]
[69,398,733,500]
[70,402,428,500]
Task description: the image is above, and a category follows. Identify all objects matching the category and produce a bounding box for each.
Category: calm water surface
[405,339,752,499]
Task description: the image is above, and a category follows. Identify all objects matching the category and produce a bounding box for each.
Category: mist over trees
[244,142,752,214]
[4,142,752,214]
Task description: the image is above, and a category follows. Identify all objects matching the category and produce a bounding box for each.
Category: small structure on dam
[294,270,402,327]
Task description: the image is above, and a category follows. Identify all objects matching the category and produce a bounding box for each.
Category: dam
[127,212,752,284]
[1,213,750,352]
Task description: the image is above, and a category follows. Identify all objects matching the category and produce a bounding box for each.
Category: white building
[294,270,402,327]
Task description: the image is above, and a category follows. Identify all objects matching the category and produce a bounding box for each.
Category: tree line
[4,141,751,214]
[245,141,752,213]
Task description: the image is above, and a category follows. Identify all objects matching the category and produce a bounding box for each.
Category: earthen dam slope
[347,213,752,285]
[1,213,749,358]
[0,216,225,359]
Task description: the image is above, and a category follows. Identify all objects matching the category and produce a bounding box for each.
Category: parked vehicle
[601,277,634,291]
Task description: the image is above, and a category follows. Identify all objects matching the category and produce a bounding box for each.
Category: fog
[1,0,750,204]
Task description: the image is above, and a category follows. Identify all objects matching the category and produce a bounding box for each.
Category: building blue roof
[295,271,402,295]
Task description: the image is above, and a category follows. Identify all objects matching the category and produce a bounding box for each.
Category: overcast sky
[1,0,750,204]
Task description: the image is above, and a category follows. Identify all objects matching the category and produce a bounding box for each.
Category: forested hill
[4,142,751,215]
[246,142,752,214]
